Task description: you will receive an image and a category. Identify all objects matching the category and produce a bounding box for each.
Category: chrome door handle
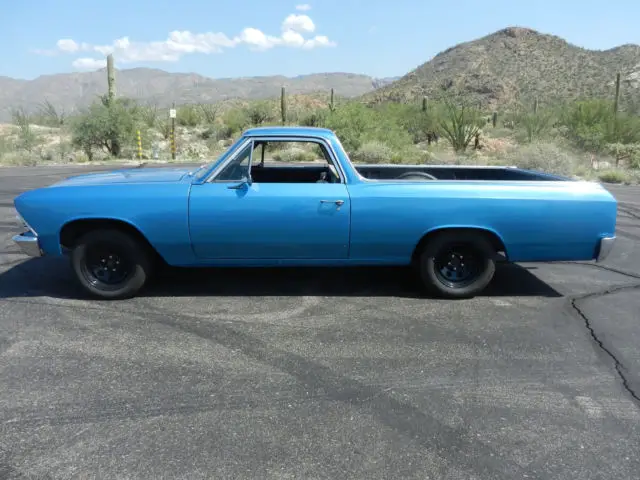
[320,200,344,206]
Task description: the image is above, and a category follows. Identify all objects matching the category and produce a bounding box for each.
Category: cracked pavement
[0,166,639,479]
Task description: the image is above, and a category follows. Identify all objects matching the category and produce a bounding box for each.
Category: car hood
[49,167,194,187]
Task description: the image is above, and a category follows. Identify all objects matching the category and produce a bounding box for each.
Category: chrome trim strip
[12,233,43,257]
[596,235,616,262]
[16,213,37,235]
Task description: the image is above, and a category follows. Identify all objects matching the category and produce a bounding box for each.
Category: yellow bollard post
[136,130,142,160]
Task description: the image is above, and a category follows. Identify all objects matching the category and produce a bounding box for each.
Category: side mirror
[227,175,252,190]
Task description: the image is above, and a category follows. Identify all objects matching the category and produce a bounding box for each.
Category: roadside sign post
[169,104,177,160]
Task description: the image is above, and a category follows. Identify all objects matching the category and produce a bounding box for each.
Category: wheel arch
[59,217,166,264]
[411,226,509,263]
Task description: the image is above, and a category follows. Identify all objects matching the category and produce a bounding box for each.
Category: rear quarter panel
[347,180,617,263]
[14,182,194,265]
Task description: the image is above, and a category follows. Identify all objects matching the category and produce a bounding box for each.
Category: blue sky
[2,0,639,80]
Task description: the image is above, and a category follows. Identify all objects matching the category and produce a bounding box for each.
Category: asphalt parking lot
[0,165,639,480]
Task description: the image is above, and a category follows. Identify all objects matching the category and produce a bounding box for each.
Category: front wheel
[70,229,153,300]
[417,231,496,298]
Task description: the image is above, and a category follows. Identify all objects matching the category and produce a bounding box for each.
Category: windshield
[190,135,247,182]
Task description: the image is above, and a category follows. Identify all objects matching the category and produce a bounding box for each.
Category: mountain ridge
[364,26,640,110]
[0,68,399,121]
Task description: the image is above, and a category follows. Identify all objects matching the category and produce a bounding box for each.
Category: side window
[267,141,331,164]
[255,140,342,184]
[215,142,252,181]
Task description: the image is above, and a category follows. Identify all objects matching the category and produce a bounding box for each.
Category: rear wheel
[70,229,153,300]
[417,231,496,298]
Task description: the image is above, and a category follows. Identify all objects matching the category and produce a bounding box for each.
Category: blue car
[12,126,617,300]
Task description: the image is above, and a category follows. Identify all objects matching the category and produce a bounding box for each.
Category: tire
[417,231,496,298]
[70,228,153,300]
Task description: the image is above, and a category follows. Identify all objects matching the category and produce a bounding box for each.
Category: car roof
[242,126,336,140]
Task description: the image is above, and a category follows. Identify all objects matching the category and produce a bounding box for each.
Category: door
[188,140,351,260]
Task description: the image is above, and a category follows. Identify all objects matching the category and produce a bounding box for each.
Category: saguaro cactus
[614,72,621,116]
[280,86,287,125]
[328,88,335,112]
[106,54,116,105]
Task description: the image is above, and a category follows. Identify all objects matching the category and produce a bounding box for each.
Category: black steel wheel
[418,231,496,298]
[71,228,153,300]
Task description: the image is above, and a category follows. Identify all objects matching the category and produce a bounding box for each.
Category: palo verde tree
[70,97,138,160]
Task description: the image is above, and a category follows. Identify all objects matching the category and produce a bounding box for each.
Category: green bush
[222,108,249,134]
[70,98,138,160]
[176,105,202,127]
[559,99,640,152]
[510,142,578,176]
[351,141,393,163]
[323,101,414,154]
[598,169,630,184]
[603,143,640,168]
[437,100,483,152]
[272,146,317,162]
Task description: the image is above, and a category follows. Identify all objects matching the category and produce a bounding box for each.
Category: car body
[12,126,617,299]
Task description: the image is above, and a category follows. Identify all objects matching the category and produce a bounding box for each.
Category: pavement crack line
[556,261,640,280]
[568,283,640,406]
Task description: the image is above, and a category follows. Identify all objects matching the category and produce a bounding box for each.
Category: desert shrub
[323,102,413,154]
[272,146,317,162]
[176,104,202,127]
[180,143,210,160]
[351,141,393,164]
[299,110,327,127]
[1,151,39,166]
[198,103,220,124]
[603,143,640,168]
[509,142,578,175]
[559,99,640,152]
[139,104,161,129]
[244,101,274,126]
[513,108,555,143]
[199,125,234,141]
[11,107,41,153]
[375,103,440,144]
[597,169,630,184]
[70,99,138,159]
[222,108,249,134]
[437,100,483,152]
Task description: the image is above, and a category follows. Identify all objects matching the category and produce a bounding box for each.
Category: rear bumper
[596,235,615,262]
[12,232,43,257]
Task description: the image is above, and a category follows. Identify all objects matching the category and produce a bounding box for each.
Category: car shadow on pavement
[0,257,562,300]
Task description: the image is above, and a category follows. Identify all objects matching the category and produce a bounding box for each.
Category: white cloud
[72,57,107,70]
[295,4,312,11]
[56,39,80,52]
[38,11,336,69]
[281,14,315,33]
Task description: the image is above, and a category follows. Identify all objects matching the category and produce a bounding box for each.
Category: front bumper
[12,231,43,257]
[596,235,616,262]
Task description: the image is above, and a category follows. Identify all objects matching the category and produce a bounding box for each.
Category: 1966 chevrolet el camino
[12,126,617,300]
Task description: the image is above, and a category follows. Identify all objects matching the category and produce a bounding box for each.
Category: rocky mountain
[363,27,640,110]
[0,68,399,121]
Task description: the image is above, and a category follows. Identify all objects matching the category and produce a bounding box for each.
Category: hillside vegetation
[0,69,397,122]
[365,27,640,111]
[1,26,639,185]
